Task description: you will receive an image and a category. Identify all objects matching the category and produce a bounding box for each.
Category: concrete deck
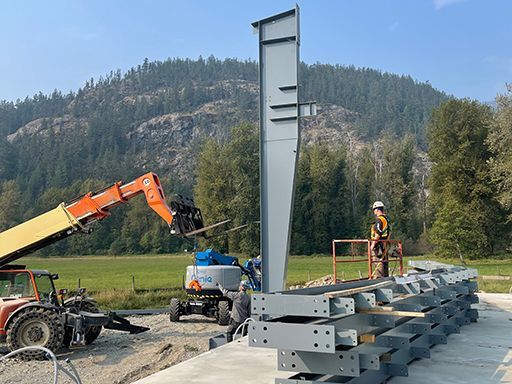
[133,293,512,384]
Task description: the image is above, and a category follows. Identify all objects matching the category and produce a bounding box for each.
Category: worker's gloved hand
[217,283,224,291]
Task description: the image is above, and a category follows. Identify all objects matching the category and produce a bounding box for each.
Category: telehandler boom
[0,172,204,359]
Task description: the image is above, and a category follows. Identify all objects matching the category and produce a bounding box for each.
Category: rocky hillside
[0,57,442,233]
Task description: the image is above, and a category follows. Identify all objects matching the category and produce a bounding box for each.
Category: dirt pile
[288,274,342,290]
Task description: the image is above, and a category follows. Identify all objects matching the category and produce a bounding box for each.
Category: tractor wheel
[6,307,64,360]
[63,300,102,346]
[169,298,182,322]
[217,301,231,326]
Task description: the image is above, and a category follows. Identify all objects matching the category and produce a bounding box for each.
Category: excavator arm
[0,172,204,267]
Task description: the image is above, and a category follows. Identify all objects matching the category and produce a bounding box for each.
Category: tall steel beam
[252,5,316,293]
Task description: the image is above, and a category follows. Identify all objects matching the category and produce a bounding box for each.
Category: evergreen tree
[194,139,232,252]
[487,85,512,219]
[224,123,259,256]
[0,180,22,231]
[427,99,504,258]
[380,135,421,240]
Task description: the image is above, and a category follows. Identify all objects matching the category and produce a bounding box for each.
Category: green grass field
[21,254,512,309]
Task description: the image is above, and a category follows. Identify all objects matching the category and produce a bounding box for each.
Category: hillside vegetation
[1,57,511,259]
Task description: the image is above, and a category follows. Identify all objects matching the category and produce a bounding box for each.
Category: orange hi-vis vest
[371,214,390,240]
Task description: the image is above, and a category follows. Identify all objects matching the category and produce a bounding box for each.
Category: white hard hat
[372,201,385,210]
[240,281,250,290]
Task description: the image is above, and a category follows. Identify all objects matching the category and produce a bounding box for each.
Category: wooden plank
[358,334,376,343]
[324,281,394,298]
[358,308,426,318]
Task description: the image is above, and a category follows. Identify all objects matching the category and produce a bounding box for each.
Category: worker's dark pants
[226,318,247,342]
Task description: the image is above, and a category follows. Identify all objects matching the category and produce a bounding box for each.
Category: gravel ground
[0,314,224,384]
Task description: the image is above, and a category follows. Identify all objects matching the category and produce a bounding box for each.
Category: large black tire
[63,300,102,346]
[217,301,230,326]
[169,298,182,322]
[6,307,64,360]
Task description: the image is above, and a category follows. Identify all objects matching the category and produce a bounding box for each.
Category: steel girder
[248,263,479,384]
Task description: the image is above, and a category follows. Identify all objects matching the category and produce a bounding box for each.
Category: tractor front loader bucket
[170,195,205,237]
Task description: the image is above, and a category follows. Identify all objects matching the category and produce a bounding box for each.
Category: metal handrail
[332,239,403,282]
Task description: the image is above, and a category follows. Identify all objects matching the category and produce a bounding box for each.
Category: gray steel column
[252,6,316,293]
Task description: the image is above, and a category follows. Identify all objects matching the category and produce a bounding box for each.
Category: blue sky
[0,0,510,102]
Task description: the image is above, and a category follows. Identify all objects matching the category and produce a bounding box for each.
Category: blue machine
[195,249,261,291]
[170,248,261,325]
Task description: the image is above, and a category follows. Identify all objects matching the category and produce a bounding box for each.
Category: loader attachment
[103,313,150,334]
[170,195,205,237]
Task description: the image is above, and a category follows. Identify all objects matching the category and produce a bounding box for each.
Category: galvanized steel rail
[248,261,479,383]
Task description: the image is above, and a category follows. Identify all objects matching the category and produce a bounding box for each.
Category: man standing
[370,201,391,278]
[217,280,251,342]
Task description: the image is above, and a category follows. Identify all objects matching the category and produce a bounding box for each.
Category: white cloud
[433,0,468,10]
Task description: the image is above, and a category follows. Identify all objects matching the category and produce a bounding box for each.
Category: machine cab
[0,266,57,303]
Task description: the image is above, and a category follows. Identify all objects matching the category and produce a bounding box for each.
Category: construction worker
[370,201,391,278]
[217,280,251,342]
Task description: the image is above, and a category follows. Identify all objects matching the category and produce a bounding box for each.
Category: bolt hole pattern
[314,343,318,348]
[291,352,296,356]
[313,330,318,334]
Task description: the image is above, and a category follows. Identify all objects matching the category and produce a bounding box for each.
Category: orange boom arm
[66,172,174,226]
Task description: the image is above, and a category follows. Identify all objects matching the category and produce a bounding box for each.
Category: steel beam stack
[248,262,479,384]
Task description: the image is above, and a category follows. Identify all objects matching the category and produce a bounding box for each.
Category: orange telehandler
[0,172,204,359]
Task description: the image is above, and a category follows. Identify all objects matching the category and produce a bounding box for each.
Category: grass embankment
[23,254,512,310]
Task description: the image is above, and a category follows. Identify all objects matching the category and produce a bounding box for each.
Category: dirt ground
[0,314,224,384]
